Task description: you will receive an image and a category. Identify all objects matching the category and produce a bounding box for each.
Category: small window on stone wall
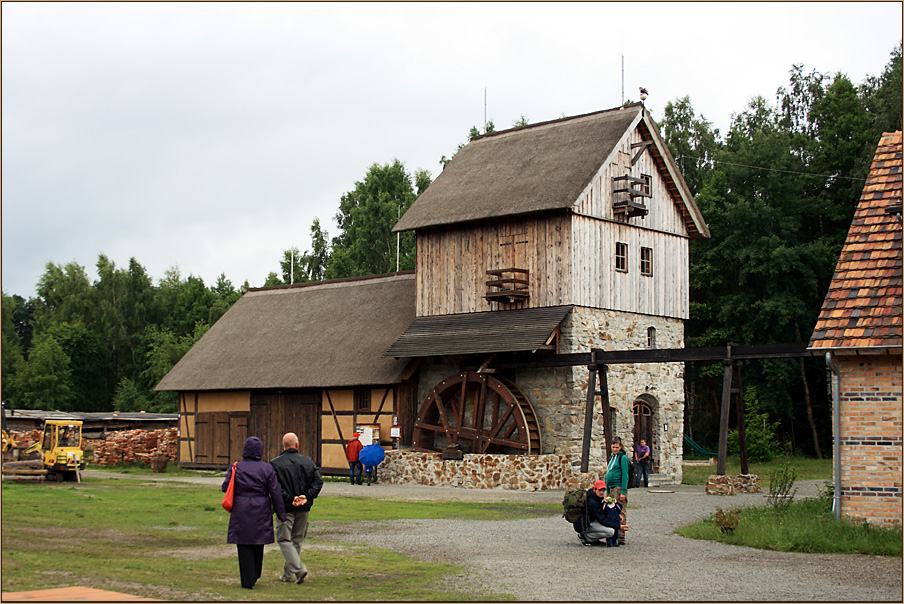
[647,326,656,348]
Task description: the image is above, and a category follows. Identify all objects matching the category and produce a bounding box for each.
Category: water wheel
[412,372,542,455]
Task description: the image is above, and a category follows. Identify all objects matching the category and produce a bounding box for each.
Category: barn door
[250,390,322,464]
[632,400,655,472]
[195,412,232,465]
[228,412,249,463]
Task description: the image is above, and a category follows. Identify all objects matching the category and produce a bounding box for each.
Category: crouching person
[575,480,628,546]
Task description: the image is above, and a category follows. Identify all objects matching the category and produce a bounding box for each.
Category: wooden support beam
[580,361,597,474]
[735,362,748,475]
[717,360,733,476]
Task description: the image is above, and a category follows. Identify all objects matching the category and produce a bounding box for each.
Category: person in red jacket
[345,432,363,485]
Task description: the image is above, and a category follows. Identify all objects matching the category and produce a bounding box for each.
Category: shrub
[728,388,779,462]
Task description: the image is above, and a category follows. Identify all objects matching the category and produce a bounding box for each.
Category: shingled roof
[393,103,708,238]
[156,273,416,391]
[809,131,903,351]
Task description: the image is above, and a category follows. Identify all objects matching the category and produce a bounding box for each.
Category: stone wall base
[381,450,607,491]
[705,473,761,495]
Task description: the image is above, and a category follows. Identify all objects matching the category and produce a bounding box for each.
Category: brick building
[809,131,903,526]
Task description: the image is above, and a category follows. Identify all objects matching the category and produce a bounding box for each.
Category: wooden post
[734,361,748,475]
[600,366,612,461]
[717,359,733,476]
[580,357,597,474]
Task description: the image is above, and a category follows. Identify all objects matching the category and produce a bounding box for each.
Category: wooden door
[250,390,322,464]
[195,412,232,466]
[632,400,655,472]
[228,413,249,463]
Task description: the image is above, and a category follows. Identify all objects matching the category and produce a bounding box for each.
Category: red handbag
[222,461,238,512]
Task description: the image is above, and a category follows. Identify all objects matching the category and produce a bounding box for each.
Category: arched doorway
[632,397,655,472]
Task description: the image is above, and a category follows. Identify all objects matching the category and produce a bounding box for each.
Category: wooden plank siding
[571,216,689,318]
[414,124,692,319]
[416,215,573,317]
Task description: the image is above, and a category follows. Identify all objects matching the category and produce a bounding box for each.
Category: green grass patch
[676,495,902,556]
[1,478,553,600]
[681,456,832,486]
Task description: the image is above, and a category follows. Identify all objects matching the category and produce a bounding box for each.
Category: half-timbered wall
[416,215,572,317]
[179,391,250,468]
[321,386,396,473]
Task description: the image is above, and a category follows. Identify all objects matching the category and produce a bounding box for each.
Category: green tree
[279,247,307,285]
[326,160,427,279]
[44,321,111,411]
[861,43,903,147]
[33,261,95,331]
[300,219,330,282]
[1,293,26,403]
[660,96,720,196]
[16,332,75,410]
[95,255,155,384]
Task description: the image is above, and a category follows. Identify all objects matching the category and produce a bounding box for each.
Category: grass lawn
[1,476,556,601]
[677,495,903,556]
[681,456,833,486]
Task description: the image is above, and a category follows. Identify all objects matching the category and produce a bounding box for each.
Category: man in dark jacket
[574,480,627,546]
[270,432,324,584]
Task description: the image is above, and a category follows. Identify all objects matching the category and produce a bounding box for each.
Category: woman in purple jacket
[222,436,287,589]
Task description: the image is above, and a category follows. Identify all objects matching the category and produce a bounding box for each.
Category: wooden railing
[485,268,529,303]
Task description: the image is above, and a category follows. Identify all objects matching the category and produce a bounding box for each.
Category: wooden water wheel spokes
[412,372,542,455]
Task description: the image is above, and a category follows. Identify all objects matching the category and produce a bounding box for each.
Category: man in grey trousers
[270,432,323,584]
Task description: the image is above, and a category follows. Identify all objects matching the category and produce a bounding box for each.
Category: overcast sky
[2,2,901,299]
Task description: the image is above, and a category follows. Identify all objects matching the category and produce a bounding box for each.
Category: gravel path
[85,470,903,601]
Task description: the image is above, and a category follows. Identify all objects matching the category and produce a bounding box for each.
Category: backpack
[620,451,636,490]
[562,488,588,524]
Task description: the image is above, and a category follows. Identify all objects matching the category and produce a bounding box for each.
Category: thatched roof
[394,103,708,238]
[156,273,416,391]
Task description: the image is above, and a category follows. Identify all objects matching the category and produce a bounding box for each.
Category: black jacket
[269,448,324,512]
[575,488,621,533]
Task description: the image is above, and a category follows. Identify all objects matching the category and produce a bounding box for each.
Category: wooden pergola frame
[474,343,819,475]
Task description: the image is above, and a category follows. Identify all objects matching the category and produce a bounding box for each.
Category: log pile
[91,428,179,467]
[1,458,47,482]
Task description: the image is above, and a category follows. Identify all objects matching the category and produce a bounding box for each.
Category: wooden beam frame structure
[469,342,818,475]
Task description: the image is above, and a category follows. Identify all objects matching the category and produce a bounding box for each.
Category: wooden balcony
[485,268,530,303]
[612,174,650,218]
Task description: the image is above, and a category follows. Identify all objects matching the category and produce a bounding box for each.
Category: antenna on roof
[484,87,487,133]
[621,54,624,106]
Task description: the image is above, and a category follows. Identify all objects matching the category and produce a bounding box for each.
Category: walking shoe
[578,534,590,546]
[279,574,294,583]
[296,570,308,584]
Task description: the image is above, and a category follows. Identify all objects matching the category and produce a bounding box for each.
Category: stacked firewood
[92,428,179,467]
[1,458,47,482]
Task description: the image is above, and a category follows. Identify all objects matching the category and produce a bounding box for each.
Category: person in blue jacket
[573,480,628,546]
[222,436,287,589]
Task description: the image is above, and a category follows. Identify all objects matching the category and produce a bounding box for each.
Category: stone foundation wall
[409,306,687,487]
[704,474,761,495]
[381,450,608,491]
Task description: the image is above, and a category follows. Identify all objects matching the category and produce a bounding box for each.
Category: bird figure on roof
[639,87,648,101]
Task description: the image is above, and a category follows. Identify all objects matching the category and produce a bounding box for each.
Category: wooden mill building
[158,103,710,482]
[809,131,902,526]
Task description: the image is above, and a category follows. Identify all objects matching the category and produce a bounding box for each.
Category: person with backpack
[571,480,628,546]
[605,436,631,545]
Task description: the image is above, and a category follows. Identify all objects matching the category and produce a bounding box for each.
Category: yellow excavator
[23,419,86,481]
[1,402,17,453]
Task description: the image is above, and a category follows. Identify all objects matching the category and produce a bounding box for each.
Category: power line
[676,156,868,181]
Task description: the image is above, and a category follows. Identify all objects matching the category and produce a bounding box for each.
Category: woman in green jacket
[604,437,629,544]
